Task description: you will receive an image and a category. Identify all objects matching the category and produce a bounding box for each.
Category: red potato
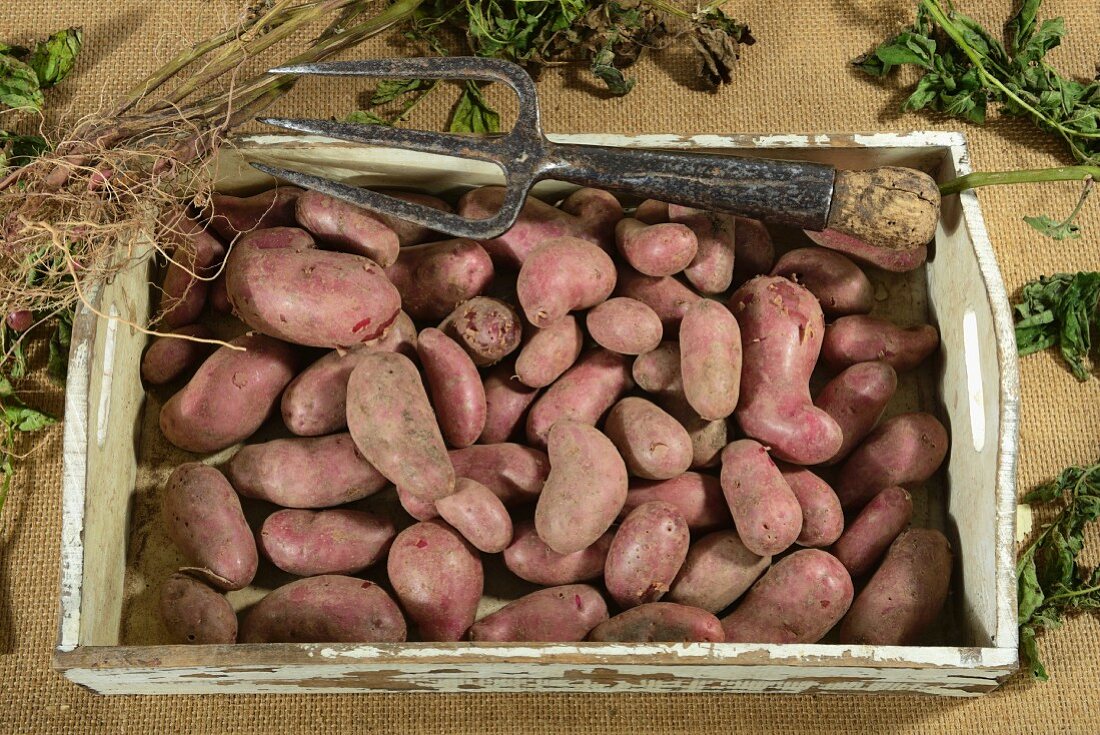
[633,199,669,225]
[669,205,736,294]
[805,228,928,273]
[614,269,702,336]
[369,189,454,246]
[667,530,771,613]
[822,315,940,373]
[158,218,225,328]
[5,310,32,332]
[623,472,731,533]
[159,332,298,453]
[832,486,913,577]
[449,443,549,506]
[514,315,583,388]
[387,520,483,641]
[159,573,238,644]
[439,296,523,367]
[604,501,690,609]
[604,397,693,480]
[468,584,609,642]
[480,362,539,444]
[383,238,494,321]
[209,273,231,313]
[770,247,874,316]
[721,549,853,644]
[588,602,724,643]
[525,348,632,448]
[418,328,487,448]
[346,352,455,501]
[559,187,623,244]
[517,236,617,327]
[719,440,803,557]
[632,341,682,397]
[259,508,396,576]
[504,521,613,586]
[397,485,439,521]
[141,324,214,385]
[435,478,513,553]
[162,463,257,591]
[614,218,699,277]
[294,190,400,266]
[535,421,629,555]
[679,299,742,421]
[207,186,301,240]
[586,297,663,355]
[778,464,844,548]
[227,433,390,508]
[240,575,406,644]
[813,361,898,465]
[835,412,949,510]
[665,396,728,469]
[839,528,952,645]
[731,217,775,287]
[730,276,843,465]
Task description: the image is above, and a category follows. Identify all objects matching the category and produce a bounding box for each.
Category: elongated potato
[832,486,913,577]
[805,228,927,273]
[240,575,406,643]
[604,397,692,480]
[439,296,523,367]
[615,218,698,277]
[227,433,389,508]
[669,205,736,294]
[588,602,724,642]
[435,478,513,553]
[835,412,948,510]
[162,463,257,590]
[449,443,549,506]
[294,190,400,266]
[418,328,487,448]
[383,238,494,321]
[586,297,663,355]
[667,530,770,613]
[387,520,483,641]
[259,508,395,576]
[720,440,803,557]
[160,332,298,453]
[535,421,628,555]
[469,584,609,642]
[141,324,214,385]
[560,187,623,244]
[778,464,844,548]
[346,352,455,501]
[605,501,690,609]
[721,549,853,644]
[839,528,951,645]
[525,348,632,448]
[514,315,583,388]
[159,217,225,327]
[614,269,701,336]
[680,299,741,420]
[771,247,874,316]
[813,361,897,465]
[517,236,616,327]
[159,573,238,644]
[207,187,301,239]
[731,217,775,286]
[480,362,539,444]
[822,315,940,373]
[623,472,731,532]
[504,521,613,585]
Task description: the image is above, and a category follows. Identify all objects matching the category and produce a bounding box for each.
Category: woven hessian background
[3,1,1100,732]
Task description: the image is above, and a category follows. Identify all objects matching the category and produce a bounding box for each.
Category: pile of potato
[149,181,951,647]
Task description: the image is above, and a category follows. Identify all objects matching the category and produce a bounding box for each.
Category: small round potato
[604,397,693,480]
[586,297,663,355]
[159,573,238,644]
[614,218,698,277]
[435,478,513,553]
[604,501,690,609]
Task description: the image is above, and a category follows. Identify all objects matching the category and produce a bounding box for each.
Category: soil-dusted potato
[623,472,731,532]
[560,187,623,244]
[665,396,729,470]
[770,247,874,316]
[614,218,698,277]
[667,530,770,613]
[435,478,513,553]
[383,238,494,321]
[387,520,483,641]
[632,341,683,397]
[160,332,298,453]
[839,528,951,645]
[721,549,853,644]
[604,501,690,609]
[680,299,742,421]
[805,228,928,273]
[162,463,257,591]
[141,324,215,385]
[525,348,632,448]
[458,186,604,267]
[514,315,584,388]
[227,433,389,508]
[418,328,487,448]
[439,296,523,367]
[225,227,401,347]
[369,189,454,246]
[259,508,396,577]
[207,186,301,239]
[588,602,724,643]
[731,217,775,286]
[535,421,629,555]
[822,315,940,373]
[614,269,702,336]
[668,205,736,294]
[449,443,549,506]
[480,362,539,444]
[633,199,669,224]
[813,361,898,465]
[504,521,614,585]
[346,352,455,501]
[280,311,418,437]
[604,397,692,480]
[835,412,949,510]
[159,218,225,328]
[778,463,844,548]
[294,190,401,266]
[730,276,843,465]
[397,484,440,521]
[832,486,913,577]
[719,440,803,557]
[517,236,617,327]
[159,573,238,644]
[469,584,609,642]
[586,297,663,355]
[240,575,406,644]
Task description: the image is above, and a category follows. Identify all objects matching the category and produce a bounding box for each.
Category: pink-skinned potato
[438,296,523,367]
[778,463,844,548]
[622,472,731,532]
[813,360,897,465]
[588,602,724,643]
[835,412,948,510]
[514,314,584,388]
[158,216,225,327]
[435,478,513,553]
[667,530,770,613]
[449,443,549,507]
[525,348,632,448]
[294,190,400,266]
[614,268,701,336]
[664,395,728,469]
[668,205,736,294]
[418,328,487,448]
[159,573,238,644]
[771,247,874,316]
[831,486,913,578]
[517,236,617,327]
[604,397,692,480]
[822,315,940,373]
[586,297,663,356]
[731,217,775,286]
[719,440,803,557]
[805,228,928,273]
[614,218,698,277]
[383,238,495,321]
[469,584,609,642]
[259,508,395,577]
[141,324,215,385]
[504,521,613,586]
[397,484,440,521]
[604,501,690,609]
[631,341,682,398]
[559,188,623,245]
[369,189,453,246]
[633,199,669,224]
[207,186,301,239]
[480,362,539,444]
[679,298,741,421]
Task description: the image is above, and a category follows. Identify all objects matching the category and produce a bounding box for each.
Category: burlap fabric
[2,1,1099,732]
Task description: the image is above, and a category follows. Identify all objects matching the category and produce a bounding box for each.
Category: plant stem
[1044,583,1100,605]
[940,166,1100,195]
[640,0,692,20]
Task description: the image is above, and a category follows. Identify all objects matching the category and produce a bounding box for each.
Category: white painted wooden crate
[53,132,1019,696]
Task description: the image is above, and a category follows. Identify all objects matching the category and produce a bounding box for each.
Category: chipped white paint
[94,304,119,448]
[962,309,987,452]
[1017,504,1033,542]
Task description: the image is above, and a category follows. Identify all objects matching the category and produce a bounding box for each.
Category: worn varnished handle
[826,167,941,251]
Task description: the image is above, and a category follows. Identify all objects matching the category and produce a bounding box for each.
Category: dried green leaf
[370,78,425,105]
[0,53,44,111]
[344,109,391,126]
[47,310,72,382]
[27,27,82,88]
[448,81,500,135]
[1013,271,1100,380]
[1024,213,1080,240]
[591,46,634,96]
